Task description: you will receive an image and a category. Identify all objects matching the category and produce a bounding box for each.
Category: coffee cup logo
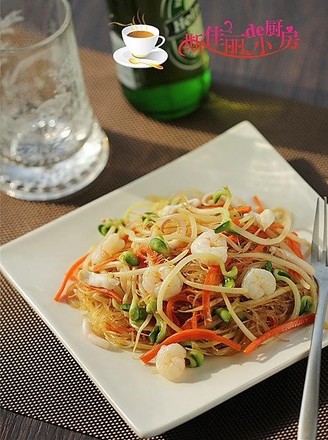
[122,24,165,58]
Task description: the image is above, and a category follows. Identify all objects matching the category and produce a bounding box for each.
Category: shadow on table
[61,130,188,207]
[169,82,328,153]
[59,82,327,206]
[165,347,328,440]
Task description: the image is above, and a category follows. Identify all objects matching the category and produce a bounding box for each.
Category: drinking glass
[0,0,109,201]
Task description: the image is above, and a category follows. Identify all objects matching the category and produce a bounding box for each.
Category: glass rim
[0,0,72,53]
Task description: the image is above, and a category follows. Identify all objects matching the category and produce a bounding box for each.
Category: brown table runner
[1,48,328,440]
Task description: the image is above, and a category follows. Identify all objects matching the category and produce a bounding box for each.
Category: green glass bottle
[107,0,211,120]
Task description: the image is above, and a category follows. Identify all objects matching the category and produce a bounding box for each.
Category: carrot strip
[232,218,241,227]
[236,205,252,214]
[54,254,88,301]
[252,244,265,253]
[181,318,192,330]
[166,292,190,326]
[246,225,260,234]
[140,328,242,364]
[286,232,304,259]
[202,265,222,326]
[180,312,199,330]
[253,195,265,213]
[269,222,284,231]
[166,301,180,326]
[246,225,268,238]
[89,286,123,303]
[226,234,239,243]
[136,245,161,264]
[192,311,200,329]
[244,313,315,355]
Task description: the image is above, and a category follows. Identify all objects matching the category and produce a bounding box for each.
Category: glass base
[0,122,109,201]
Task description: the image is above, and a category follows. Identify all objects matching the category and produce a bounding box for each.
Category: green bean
[129,305,147,323]
[149,237,171,255]
[300,295,313,314]
[120,251,140,266]
[149,318,166,344]
[149,326,160,344]
[215,307,231,323]
[121,303,131,312]
[98,218,124,235]
[155,320,167,343]
[224,265,238,278]
[186,349,204,368]
[146,296,157,314]
[224,277,235,288]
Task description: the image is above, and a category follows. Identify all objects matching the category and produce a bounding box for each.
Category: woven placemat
[1,48,328,440]
[1,274,327,440]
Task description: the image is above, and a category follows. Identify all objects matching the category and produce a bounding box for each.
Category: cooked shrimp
[78,269,124,297]
[142,265,183,299]
[241,268,276,299]
[190,230,228,265]
[156,343,186,381]
[91,232,125,264]
[102,232,125,255]
[252,209,275,231]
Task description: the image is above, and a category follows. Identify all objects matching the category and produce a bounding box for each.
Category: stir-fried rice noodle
[63,187,317,358]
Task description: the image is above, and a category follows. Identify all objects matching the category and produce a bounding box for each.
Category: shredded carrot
[286,232,304,259]
[166,293,190,326]
[246,225,268,237]
[180,312,200,330]
[136,245,161,264]
[253,195,265,213]
[246,225,259,234]
[236,205,252,214]
[90,287,123,304]
[269,222,284,231]
[181,318,192,330]
[252,244,265,253]
[54,254,88,301]
[232,218,241,227]
[244,313,315,355]
[202,265,222,326]
[192,311,200,329]
[226,234,239,243]
[140,328,242,364]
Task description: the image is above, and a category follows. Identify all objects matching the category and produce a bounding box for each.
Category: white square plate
[1,121,327,438]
